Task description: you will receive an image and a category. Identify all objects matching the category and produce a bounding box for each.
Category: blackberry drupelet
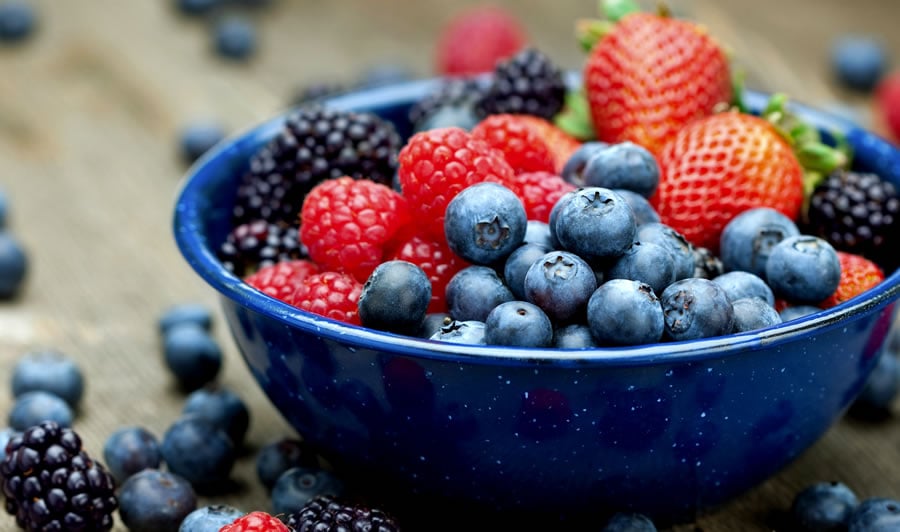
[231,106,402,227]
[803,169,899,271]
[0,421,118,532]
[217,219,304,277]
[407,77,485,131]
[477,47,567,121]
[285,494,400,532]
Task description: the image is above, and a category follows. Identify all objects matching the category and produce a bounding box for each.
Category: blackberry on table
[217,219,305,277]
[231,106,402,227]
[0,421,118,532]
[285,494,400,532]
[477,47,567,121]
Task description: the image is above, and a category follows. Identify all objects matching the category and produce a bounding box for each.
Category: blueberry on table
[182,385,250,447]
[765,235,841,305]
[831,34,888,92]
[179,122,226,164]
[791,481,859,531]
[160,416,236,491]
[847,497,900,531]
[0,1,36,43]
[484,300,554,347]
[256,437,321,491]
[11,349,85,408]
[179,504,245,532]
[175,0,221,16]
[358,260,432,335]
[162,324,222,392]
[118,469,197,532]
[103,426,163,484]
[158,302,214,334]
[587,278,664,346]
[0,231,27,299]
[213,15,257,61]
[601,511,658,531]
[271,466,346,517]
[8,390,74,430]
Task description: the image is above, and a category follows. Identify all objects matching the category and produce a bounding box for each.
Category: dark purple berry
[358,260,432,335]
[118,469,196,532]
[102,426,162,484]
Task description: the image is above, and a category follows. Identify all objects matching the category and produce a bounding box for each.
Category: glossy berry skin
[417,312,452,338]
[0,231,27,299]
[445,265,514,322]
[712,271,775,306]
[221,511,291,532]
[284,495,400,532]
[652,112,805,252]
[213,16,256,60]
[444,182,527,266]
[554,187,636,262]
[179,122,225,164]
[523,220,553,250]
[119,469,197,532]
[504,243,552,300]
[484,301,553,347]
[818,252,885,310]
[256,438,320,491]
[160,416,236,491]
[11,350,85,408]
[847,497,900,531]
[553,323,597,349]
[0,1,36,43]
[523,250,598,323]
[287,271,363,325]
[790,481,859,532]
[8,391,74,431]
[471,114,556,174]
[582,141,660,198]
[730,297,782,333]
[602,512,658,531]
[615,188,660,227]
[179,504,244,532]
[584,12,732,155]
[605,241,675,296]
[388,234,468,314]
[587,278,664,346]
[358,260,432,335]
[508,171,577,224]
[561,141,609,187]
[661,278,735,341]
[158,303,213,334]
[435,4,525,76]
[765,235,841,305]
[831,35,887,92]
[103,426,162,484]
[849,351,900,419]
[271,466,346,517]
[478,47,567,121]
[719,207,800,279]
[429,319,486,345]
[635,222,695,280]
[162,324,222,392]
[182,386,250,447]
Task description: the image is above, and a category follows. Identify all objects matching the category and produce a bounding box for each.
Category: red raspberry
[397,127,515,242]
[300,177,412,283]
[288,271,363,325]
[876,70,900,142]
[388,234,469,313]
[471,114,556,175]
[514,115,584,174]
[220,511,290,532]
[436,5,526,76]
[818,252,885,309]
[508,171,577,223]
[244,259,320,303]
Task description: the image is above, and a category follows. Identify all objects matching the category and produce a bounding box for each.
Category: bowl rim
[173,78,900,368]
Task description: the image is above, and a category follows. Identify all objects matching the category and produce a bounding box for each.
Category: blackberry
[803,169,900,271]
[407,77,485,131]
[0,421,118,531]
[477,47,567,121]
[285,495,400,532]
[217,219,304,277]
[232,106,402,227]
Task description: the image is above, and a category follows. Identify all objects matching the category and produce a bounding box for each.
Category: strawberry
[818,252,885,309]
[582,11,732,155]
[471,114,556,174]
[435,5,527,76]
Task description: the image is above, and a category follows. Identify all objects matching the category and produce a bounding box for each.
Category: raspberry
[388,234,469,314]
[220,510,291,532]
[435,5,526,76]
[300,177,412,283]
[471,114,556,174]
[507,170,576,223]
[818,251,885,309]
[288,271,363,325]
[397,127,515,242]
[514,115,584,174]
[875,70,900,142]
[244,259,320,303]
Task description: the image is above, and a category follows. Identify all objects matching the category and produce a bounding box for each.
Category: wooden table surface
[1,1,899,530]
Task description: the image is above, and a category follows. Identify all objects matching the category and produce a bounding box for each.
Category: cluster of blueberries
[0,188,28,300]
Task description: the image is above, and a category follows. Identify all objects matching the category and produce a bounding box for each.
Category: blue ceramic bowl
[173,79,900,527]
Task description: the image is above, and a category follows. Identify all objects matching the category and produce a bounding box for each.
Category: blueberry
[661,278,735,341]
[161,416,236,490]
[179,504,244,532]
[523,220,554,250]
[0,186,8,229]
[118,469,197,532]
[213,15,257,60]
[429,319,486,345]
[554,187,636,262]
[182,386,250,447]
[635,222,695,280]
[484,301,554,347]
[765,235,841,304]
[791,481,859,532]
[524,250,598,323]
[163,324,223,392]
[444,182,527,266]
[547,190,577,249]
[613,188,660,226]
[8,391,74,430]
[587,278,664,346]
[158,303,214,334]
[504,243,551,300]
[103,426,163,484]
[831,35,888,92]
[256,437,321,491]
[416,312,452,339]
[445,266,514,322]
[561,141,609,187]
[359,260,432,335]
[271,466,346,516]
[847,497,900,531]
[712,270,775,306]
[0,1,36,43]
[605,240,675,296]
[602,511,658,531]
[0,231,27,298]
[11,349,85,408]
[175,0,221,16]
[849,351,900,418]
[553,323,598,349]
[719,207,799,279]
[780,305,823,322]
[731,297,782,333]
[179,122,226,164]
[582,141,660,197]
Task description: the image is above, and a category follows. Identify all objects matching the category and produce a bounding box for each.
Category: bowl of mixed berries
[173,3,900,528]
